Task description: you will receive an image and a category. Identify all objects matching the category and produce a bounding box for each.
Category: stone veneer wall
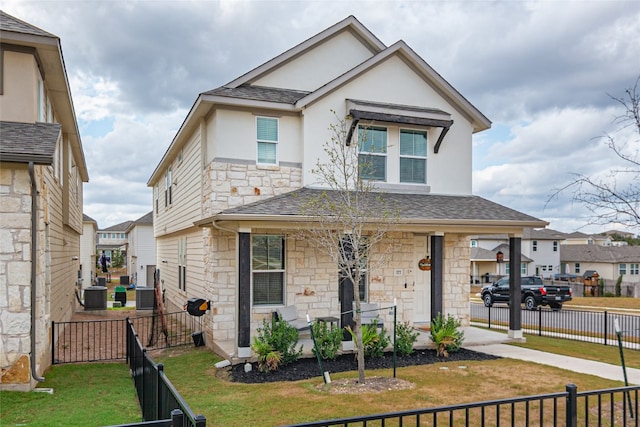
[202,161,302,217]
[444,234,471,325]
[0,166,47,390]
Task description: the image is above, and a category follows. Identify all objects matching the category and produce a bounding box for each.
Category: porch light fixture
[496,251,504,263]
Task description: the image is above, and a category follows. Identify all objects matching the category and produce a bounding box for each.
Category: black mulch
[228,348,500,383]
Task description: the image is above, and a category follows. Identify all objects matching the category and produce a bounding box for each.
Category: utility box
[136,287,155,310]
[97,277,106,287]
[84,286,107,310]
[120,276,130,286]
[186,298,209,316]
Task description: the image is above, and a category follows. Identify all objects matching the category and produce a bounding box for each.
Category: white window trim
[251,234,286,306]
[256,116,279,166]
[399,128,427,184]
[358,125,388,182]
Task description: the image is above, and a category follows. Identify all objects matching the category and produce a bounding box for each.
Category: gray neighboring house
[561,244,640,296]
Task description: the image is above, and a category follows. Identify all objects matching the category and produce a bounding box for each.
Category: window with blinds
[252,235,285,305]
[256,117,278,165]
[399,129,427,184]
[358,126,387,181]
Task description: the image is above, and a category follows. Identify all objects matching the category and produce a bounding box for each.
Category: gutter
[29,162,45,383]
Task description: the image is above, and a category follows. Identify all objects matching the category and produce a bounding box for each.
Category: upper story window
[154,184,159,213]
[532,241,538,252]
[619,263,627,275]
[37,73,45,122]
[358,126,387,181]
[164,167,172,207]
[470,240,478,248]
[256,117,278,165]
[553,241,558,252]
[630,263,639,275]
[399,129,427,184]
[575,263,581,273]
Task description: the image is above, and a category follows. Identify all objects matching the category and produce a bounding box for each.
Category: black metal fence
[52,311,203,364]
[470,303,640,348]
[281,384,640,427]
[125,318,206,427]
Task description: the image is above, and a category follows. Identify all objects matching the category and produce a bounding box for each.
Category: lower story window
[252,235,285,305]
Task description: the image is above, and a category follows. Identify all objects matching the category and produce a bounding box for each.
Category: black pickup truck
[481,276,573,310]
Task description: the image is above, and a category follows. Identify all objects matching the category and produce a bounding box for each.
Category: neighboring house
[96,220,132,268]
[147,16,546,360]
[0,11,88,390]
[563,231,613,246]
[560,244,640,294]
[80,214,98,289]
[125,212,156,287]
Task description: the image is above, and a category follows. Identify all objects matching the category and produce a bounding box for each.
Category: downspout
[29,162,45,382]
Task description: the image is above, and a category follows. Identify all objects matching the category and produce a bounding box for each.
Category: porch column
[508,236,523,339]
[238,232,251,357]
[430,234,443,319]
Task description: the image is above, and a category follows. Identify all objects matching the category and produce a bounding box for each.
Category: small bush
[362,319,390,358]
[252,318,302,371]
[395,321,419,355]
[311,320,342,360]
[430,313,464,357]
[615,275,623,297]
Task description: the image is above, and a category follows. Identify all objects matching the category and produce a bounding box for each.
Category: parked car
[481,276,573,310]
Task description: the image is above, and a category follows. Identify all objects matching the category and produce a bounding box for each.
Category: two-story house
[96,219,132,270]
[148,16,546,360]
[0,11,88,390]
[125,211,155,287]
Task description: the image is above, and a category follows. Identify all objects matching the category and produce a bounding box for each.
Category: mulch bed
[228,348,499,383]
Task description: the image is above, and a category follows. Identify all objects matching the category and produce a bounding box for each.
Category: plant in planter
[430,313,464,357]
[311,320,343,360]
[395,321,419,355]
[252,318,302,371]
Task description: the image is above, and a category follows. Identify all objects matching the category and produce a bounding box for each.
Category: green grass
[509,333,640,368]
[0,362,139,426]
[2,344,628,427]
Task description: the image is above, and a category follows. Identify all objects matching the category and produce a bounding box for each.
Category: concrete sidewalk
[463,327,640,385]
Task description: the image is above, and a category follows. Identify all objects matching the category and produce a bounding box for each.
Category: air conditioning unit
[84,286,107,310]
[136,287,155,310]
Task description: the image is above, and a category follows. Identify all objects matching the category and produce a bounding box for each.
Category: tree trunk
[354,298,366,384]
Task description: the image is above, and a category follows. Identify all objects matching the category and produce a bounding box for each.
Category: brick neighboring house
[0,11,88,390]
[148,15,546,360]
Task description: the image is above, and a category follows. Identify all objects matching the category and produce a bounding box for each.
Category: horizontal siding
[155,129,202,237]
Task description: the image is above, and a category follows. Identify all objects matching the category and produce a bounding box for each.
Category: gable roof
[226,15,386,88]
[560,244,640,263]
[101,220,133,232]
[149,15,490,185]
[0,121,60,164]
[197,187,547,231]
[0,11,88,181]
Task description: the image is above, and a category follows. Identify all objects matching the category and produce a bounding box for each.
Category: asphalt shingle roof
[0,121,61,164]
[203,85,310,104]
[0,10,56,37]
[218,187,545,224]
[560,244,640,263]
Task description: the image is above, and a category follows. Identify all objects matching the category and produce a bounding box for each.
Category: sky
[4,0,640,234]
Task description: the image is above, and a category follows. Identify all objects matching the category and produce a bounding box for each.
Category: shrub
[395,321,419,355]
[252,318,302,371]
[311,320,342,360]
[430,313,464,357]
[615,275,623,297]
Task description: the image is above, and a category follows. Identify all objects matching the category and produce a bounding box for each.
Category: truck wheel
[483,294,493,307]
[550,303,562,311]
[524,296,537,310]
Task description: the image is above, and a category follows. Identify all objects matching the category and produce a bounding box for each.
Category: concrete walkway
[463,327,640,385]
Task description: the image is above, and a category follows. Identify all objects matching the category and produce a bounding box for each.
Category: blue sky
[5,0,639,233]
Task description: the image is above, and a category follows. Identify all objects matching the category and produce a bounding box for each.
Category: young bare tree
[297,113,399,384]
[552,76,640,228]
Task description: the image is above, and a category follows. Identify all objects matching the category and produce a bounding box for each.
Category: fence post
[157,363,164,421]
[488,305,491,329]
[51,321,56,365]
[604,311,608,346]
[538,306,542,336]
[566,383,577,427]
[170,409,184,427]
[194,414,207,427]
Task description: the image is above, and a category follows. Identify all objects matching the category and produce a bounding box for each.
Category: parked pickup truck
[481,276,573,310]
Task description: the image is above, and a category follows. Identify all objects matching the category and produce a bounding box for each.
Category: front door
[413,235,431,323]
